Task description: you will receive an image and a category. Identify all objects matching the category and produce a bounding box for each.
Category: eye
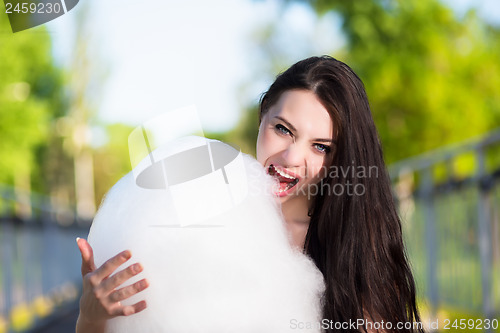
[275,124,292,136]
[314,143,331,154]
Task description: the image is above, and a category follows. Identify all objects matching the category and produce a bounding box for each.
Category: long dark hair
[260,56,423,333]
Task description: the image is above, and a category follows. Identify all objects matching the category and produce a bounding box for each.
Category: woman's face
[256,89,335,204]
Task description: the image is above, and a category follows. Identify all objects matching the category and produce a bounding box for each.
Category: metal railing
[390,129,500,327]
[0,187,88,333]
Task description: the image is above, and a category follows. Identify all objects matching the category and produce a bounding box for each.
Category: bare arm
[75,238,149,333]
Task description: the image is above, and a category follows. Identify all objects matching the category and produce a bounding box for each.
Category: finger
[93,249,132,281]
[108,278,149,303]
[101,263,144,292]
[77,237,96,276]
[119,300,148,317]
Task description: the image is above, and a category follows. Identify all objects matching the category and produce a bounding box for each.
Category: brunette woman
[76,56,423,333]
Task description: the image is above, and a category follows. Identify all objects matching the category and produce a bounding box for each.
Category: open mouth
[268,164,300,196]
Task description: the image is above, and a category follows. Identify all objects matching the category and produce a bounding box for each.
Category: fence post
[421,167,439,320]
[0,220,13,332]
[476,148,494,328]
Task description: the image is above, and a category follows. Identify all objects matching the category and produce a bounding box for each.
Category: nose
[281,141,306,168]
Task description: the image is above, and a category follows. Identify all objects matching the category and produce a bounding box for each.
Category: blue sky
[45,0,500,137]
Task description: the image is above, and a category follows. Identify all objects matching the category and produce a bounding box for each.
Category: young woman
[76,56,423,332]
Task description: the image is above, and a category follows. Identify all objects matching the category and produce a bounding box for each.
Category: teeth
[273,166,296,180]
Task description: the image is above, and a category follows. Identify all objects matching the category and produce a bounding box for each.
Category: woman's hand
[75,238,149,333]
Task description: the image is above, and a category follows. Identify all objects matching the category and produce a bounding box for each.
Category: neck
[280,194,312,249]
[281,194,310,218]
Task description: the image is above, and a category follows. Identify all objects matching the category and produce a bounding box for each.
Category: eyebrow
[274,116,336,144]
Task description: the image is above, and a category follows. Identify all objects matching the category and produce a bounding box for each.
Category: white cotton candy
[87,137,324,333]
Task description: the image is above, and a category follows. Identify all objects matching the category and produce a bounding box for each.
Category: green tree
[308,0,500,163]
[93,123,135,206]
[0,13,64,215]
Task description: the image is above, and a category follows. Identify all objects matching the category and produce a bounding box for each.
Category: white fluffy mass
[87,137,324,333]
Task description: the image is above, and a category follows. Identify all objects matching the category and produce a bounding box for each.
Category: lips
[267,164,300,197]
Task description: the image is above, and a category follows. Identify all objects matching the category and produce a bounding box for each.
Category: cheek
[256,127,271,165]
[257,128,287,166]
[307,157,328,183]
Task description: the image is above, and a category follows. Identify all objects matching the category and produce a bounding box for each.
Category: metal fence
[390,129,500,326]
[0,187,88,333]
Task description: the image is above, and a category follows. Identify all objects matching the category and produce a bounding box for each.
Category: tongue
[278,181,290,191]
[276,174,296,192]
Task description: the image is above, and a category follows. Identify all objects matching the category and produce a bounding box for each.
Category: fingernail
[122,250,132,259]
[133,263,143,273]
[76,237,81,243]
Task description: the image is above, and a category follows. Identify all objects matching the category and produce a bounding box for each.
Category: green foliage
[306,0,500,163]
[93,123,135,206]
[0,13,64,187]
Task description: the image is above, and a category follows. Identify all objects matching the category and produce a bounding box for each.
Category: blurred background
[0,0,499,332]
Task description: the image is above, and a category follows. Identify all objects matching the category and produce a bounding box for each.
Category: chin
[277,189,302,204]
